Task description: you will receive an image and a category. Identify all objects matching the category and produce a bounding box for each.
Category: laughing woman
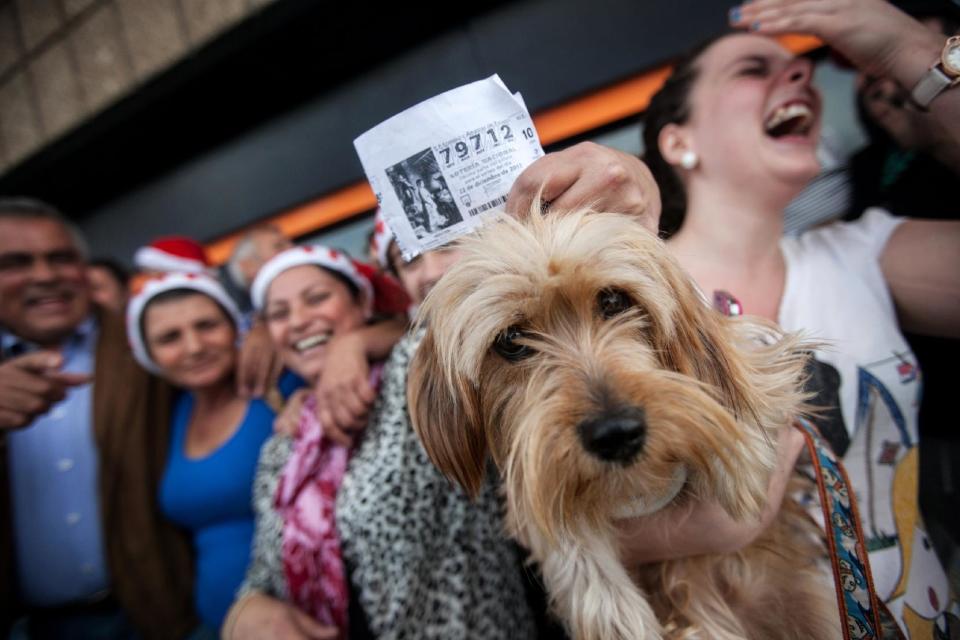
[638,0,960,634]
[223,246,386,640]
[126,274,276,639]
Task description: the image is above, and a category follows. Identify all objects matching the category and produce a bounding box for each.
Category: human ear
[658,124,696,169]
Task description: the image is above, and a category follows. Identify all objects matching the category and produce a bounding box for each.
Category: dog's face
[409,209,807,542]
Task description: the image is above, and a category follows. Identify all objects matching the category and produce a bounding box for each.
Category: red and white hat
[369,209,395,270]
[251,245,375,317]
[126,272,242,375]
[134,236,211,274]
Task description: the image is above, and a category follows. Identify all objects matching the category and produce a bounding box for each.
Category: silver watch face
[944,40,960,76]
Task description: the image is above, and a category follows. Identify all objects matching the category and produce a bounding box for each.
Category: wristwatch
[910,35,960,109]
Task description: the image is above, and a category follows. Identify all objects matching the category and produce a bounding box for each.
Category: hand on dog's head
[408,206,810,542]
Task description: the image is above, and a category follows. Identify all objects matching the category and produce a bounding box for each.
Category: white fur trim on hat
[250,245,373,316]
[134,245,210,275]
[126,273,243,375]
[370,209,395,270]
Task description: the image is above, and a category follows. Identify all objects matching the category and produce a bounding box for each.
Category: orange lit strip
[206,35,822,264]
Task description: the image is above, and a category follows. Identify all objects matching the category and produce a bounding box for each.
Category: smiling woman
[126,274,276,638]
[223,245,380,640]
[261,263,367,384]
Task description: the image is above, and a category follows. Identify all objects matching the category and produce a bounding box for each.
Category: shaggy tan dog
[408,208,839,639]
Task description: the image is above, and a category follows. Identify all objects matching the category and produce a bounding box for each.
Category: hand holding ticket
[354,75,544,260]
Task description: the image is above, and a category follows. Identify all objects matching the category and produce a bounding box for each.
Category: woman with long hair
[640,0,960,634]
[127,274,276,639]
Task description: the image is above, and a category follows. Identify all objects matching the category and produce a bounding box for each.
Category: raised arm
[313,315,407,446]
[734,0,960,145]
[880,218,960,339]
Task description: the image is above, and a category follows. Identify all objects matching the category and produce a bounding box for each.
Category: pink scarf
[274,365,383,636]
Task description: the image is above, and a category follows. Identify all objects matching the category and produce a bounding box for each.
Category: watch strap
[911,65,953,110]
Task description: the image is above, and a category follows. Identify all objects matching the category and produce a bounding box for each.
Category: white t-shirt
[778,208,956,638]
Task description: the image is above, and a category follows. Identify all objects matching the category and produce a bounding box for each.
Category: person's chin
[766,152,820,187]
[181,373,223,390]
[292,355,326,384]
[24,310,87,343]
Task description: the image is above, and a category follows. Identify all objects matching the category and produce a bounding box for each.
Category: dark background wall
[0,0,735,263]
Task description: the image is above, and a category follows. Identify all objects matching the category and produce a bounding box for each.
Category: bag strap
[794,418,902,640]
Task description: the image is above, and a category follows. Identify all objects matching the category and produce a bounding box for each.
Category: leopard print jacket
[238,331,537,639]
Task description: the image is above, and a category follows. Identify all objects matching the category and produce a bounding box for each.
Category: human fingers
[2,366,72,407]
[274,406,299,436]
[45,371,93,387]
[330,400,363,436]
[739,7,836,38]
[0,387,51,419]
[0,408,30,430]
[546,154,661,229]
[274,390,308,435]
[734,0,833,14]
[506,154,583,217]
[1,366,65,398]
[288,608,339,640]
[734,0,924,79]
[317,406,354,448]
[6,350,63,374]
[335,394,369,427]
[337,380,374,419]
[732,0,837,33]
[353,376,377,405]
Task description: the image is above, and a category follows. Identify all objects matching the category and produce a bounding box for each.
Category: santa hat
[369,209,396,270]
[251,245,376,317]
[134,236,210,274]
[126,272,242,375]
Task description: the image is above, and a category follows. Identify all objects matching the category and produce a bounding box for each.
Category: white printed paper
[354,75,544,260]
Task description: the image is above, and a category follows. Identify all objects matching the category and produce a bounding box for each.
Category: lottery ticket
[354,74,544,260]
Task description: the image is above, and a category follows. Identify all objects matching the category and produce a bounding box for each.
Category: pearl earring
[680,150,699,170]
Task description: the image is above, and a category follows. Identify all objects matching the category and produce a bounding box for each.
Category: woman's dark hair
[89,258,130,288]
[140,288,237,358]
[642,38,721,237]
[317,265,362,301]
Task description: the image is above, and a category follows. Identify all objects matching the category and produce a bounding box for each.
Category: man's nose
[29,257,58,283]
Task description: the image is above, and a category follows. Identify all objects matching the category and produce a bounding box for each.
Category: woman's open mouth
[294,332,332,353]
[763,101,815,139]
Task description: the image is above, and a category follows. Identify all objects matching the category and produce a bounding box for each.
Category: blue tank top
[159,392,274,629]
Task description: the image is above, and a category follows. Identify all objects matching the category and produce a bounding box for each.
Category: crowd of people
[0,0,958,638]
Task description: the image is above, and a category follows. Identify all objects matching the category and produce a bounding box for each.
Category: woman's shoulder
[778,209,905,335]
[785,208,905,264]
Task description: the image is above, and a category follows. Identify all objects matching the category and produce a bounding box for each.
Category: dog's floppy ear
[659,287,762,423]
[408,328,489,498]
[691,318,760,422]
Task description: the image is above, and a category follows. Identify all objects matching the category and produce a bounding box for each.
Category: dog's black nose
[577,408,646,463]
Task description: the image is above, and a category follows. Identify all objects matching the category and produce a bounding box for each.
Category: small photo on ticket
[354,74,544,260]
[385,149,464,240]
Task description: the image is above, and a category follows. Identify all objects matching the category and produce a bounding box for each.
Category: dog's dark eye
[598,288,632,319]
[493,326,534,362]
